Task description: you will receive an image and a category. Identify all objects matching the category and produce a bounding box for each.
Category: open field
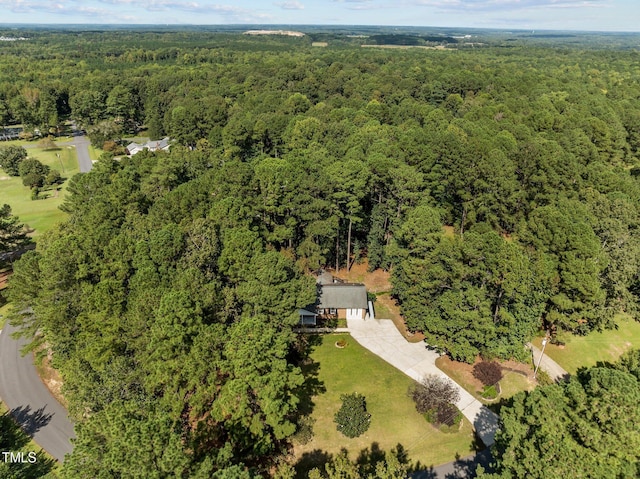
[294,334,476,475]
[532,315,640,374]
[0,146,78,236]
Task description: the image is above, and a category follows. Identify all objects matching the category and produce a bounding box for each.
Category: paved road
[347,316,500,448]
[0,323,75,462]
[412,449,493,479]
[57,135,93,173]
[21,134,93,173]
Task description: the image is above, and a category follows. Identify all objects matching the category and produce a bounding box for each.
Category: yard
[0,145,78,236]
[294,334,477,475]
[436,356,536,407]
[532,314,640,374]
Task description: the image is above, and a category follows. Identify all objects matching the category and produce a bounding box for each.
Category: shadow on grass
[292,334,326,418]
[294,448,334,478]
[0,412,57,478]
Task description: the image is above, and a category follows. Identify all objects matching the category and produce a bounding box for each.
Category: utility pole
[534,337,548,379]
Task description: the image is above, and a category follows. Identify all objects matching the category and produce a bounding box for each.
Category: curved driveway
[347,316,499,447]
[0,323,75,462]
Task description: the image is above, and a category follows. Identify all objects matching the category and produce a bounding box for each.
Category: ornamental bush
[472,361,503,386]
[409,374,460,415]
[334,393,371,438]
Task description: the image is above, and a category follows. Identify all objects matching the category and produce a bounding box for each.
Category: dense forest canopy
[3,28,640,475]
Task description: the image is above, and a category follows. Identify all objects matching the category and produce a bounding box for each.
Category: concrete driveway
[347,316,499,448]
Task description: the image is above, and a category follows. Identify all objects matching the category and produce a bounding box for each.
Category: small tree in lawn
[334,393,371,438]
[409,375,460,426]
[472,361,503,386]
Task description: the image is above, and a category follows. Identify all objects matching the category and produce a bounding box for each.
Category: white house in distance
[299,271,369,326]
[126,137,171,156]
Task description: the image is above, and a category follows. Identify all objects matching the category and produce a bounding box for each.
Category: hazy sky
[0,1,638,32]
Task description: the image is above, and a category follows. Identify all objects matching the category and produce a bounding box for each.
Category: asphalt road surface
[0,323,75,462]
[21,133,93,173]
[411,449,493,479]
[58,134,93,173]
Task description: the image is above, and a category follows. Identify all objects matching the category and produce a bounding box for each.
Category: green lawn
[0,147,78,236]
[498,371,535,399]
[87,144,105,161]
[532,315,640,374]
[295,334,476,474]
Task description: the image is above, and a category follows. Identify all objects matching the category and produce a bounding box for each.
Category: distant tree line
[3,30,640,476]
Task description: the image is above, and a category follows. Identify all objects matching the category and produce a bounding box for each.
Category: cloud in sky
[0,1,273,22]
[0,0,634,31]
[275,1,305,9]
[409,0,610,12]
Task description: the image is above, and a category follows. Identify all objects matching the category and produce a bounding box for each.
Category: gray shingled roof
[317,284,367,309]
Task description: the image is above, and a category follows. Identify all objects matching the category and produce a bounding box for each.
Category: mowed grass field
[294,334,476,473]
[0,145,78,236]
[533,314,640,374]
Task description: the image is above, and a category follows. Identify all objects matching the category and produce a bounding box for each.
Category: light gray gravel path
[347,316,500,448]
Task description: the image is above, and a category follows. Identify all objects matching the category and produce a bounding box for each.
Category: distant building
[243,30,305,37]
[125,137,171,156]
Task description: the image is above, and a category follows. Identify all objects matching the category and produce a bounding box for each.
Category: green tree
[334,393,371,438]
[479,360,640,479]
[86,119,123,147]
[0,145,27,176]
[18,158,50,188]
[0,204,32,270]
[519,201,607,333]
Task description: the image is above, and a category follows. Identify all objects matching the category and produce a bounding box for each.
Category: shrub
[481,385,498,400]
[423,408,437,424]
[473,361,503,386]
[439,406,463,433]
[334,393,371,438]
[436,402,461,427]
[409,374,460,415]
[535,369,553,386]
[292,416,315,445]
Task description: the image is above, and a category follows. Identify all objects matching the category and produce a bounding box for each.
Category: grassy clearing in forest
[532,314,640,374]
[0,146,78,236]
[294,334,476,475]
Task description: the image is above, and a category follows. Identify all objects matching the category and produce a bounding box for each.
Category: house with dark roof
[299,272,368,325]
